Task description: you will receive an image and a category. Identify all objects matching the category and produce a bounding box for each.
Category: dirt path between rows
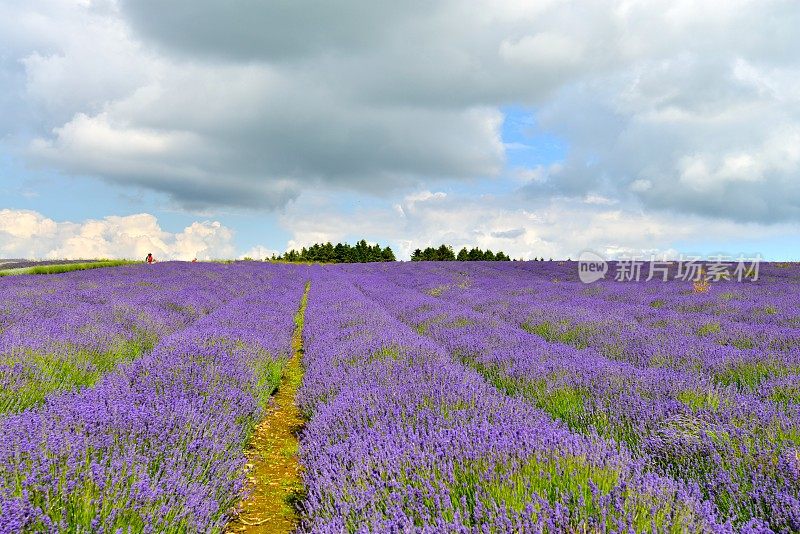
[227,282,309,533]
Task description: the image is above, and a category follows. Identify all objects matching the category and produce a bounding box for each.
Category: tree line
[267,241,517,263]
[411,245,511,261]
[273,240,396,263]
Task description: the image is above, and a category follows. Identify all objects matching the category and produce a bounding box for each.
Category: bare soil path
[227,282,309,533]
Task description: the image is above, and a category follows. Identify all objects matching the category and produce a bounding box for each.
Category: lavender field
[1,261,798,532]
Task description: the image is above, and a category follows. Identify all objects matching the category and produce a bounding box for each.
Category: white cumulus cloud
[239,245,279,260]
[279,191,800,261]
[0,210,235,260]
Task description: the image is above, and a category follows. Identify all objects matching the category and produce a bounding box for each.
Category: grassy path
[227,282,309,533]
[0,260,135,276]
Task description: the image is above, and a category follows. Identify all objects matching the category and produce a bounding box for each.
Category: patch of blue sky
[223,211,289,254]
[0,151,293,253]
[452,106,568,197]
[0,153,134,222]
[671,236,800,262]
[501,105,567,169]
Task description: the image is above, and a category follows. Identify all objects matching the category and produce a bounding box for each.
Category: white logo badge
[578,251,607,284]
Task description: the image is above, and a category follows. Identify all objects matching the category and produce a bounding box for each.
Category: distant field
[0,259,134,276]
[0,258,102,269]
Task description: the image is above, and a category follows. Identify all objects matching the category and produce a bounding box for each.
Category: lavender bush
[297,268,724,532]
[341,261,799,531]
[2,260,797,532]
[0,263,307,531]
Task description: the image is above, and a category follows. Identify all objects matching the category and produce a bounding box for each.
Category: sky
[1,0,799,261]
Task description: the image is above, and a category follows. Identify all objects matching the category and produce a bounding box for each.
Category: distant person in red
[146,253,155,264]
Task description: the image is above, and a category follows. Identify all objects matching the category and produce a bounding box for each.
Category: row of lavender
[461,261,800,415]
[466,262,800,395]
[375,260,800,409]
[0,263,247,413]
[0,263,306,531]
[297,267,725,532]
[348,262,799,531]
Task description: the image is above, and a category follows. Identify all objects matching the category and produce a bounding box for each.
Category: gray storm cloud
[491,228,526,239]
[1,0,799,220]
[118,0,432,61]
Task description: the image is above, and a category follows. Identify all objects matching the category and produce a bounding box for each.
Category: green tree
[437,244,455,261]
[382,246,396,261]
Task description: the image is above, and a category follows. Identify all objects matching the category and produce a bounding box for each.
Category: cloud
[531,51,800,222]
[279,191,800,261]
[499,33,584,67]
[5,190,797,263]
[404,191,447,203]
[491,228,525,239]
[29,111,301,210]
[239,245,278,260]
[6,0,510,208]
[117,0,433,62]
[0,0,798,223]
[0,209,235,260]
